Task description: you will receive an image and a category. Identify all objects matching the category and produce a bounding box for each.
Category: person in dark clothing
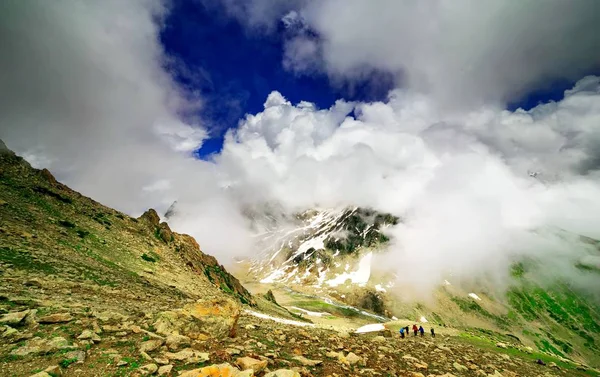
[430,328,435,337]
[405,326,409,335]
[419,326,424,337]
[412,324,418,336]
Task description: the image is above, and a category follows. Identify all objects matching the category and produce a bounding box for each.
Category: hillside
[1,141,599,377]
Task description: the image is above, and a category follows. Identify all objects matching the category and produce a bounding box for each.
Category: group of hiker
[398,324,435,338]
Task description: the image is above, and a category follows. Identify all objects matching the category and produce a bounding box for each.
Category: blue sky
[160,1,396,157]
[159,1,596,158]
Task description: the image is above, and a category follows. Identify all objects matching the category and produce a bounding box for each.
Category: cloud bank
[217,79,600,290]
[1,0,600,292]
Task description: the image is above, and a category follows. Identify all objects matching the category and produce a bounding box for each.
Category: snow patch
[326,252,372,287]
[375,284,386,292]
[355,323,385,333]
[289,306,330,317]
[443,280,451,286]
[244,310,315,327]
[468,293,482,301]
[420,316,428,323]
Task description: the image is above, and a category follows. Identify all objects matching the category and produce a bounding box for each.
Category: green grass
[59,358,79,368]
[0,246,56,273]
[141,253,157,263]
[450,296,510,329]
[458,332,597,376]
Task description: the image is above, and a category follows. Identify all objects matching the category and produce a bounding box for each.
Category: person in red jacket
[412,324,418,336]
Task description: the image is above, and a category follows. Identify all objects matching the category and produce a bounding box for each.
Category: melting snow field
[289,306,331,317]
[244,309,315,327]
[326,252,372,287]
[355,323,385,333]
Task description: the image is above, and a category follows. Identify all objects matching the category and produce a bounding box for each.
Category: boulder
[154,297,240,339]
[158,364,173,376]
[236,356,268,373]
[264,370,301,377]
[180,363,240,377]
[38,313,73,324]
[140,363,158,375]
[293,355,322,367]
[11,336,75,356]
[140,339,165,353]
[165,334,190,351]
[163,348,209,364]
[0,310,30,326]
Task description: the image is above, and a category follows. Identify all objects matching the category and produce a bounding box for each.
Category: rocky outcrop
[154,297,241,339]
[175,233,255,306]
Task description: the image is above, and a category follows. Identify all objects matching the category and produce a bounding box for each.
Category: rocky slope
[1,140,599,377]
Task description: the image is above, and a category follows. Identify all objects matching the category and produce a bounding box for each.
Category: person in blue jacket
[399,327,405,338]
[418,325,425,337]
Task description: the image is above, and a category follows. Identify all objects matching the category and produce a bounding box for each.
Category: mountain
[245,207,600,370]
[249,207,398,287]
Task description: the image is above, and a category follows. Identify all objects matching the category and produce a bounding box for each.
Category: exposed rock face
[154,297,241,339]
[175,233,255,306]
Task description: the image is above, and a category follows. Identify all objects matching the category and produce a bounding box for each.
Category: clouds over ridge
[1,0,600,289]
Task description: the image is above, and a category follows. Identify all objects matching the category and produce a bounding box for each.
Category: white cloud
[216,80,600,290]
[223,0,600,107]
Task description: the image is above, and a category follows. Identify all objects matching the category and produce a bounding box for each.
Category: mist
[1,0,600,293]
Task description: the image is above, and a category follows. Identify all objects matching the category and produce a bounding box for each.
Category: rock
[140,363,158,375]
[141,351,154,361]
[117,360,128,367]
[158,364,173,376]
[342,352,362,366]
[64,350,86,364]
[77,330,95,340]
[29,372,52,377]
[236,356,268,372]
[38,313,73,324]
[165,334,190,351]
[536,359,546,366]
[164,348,209,364]
[140,339,165,353]
[11,336,75,356]
[245,324,256,330]
[548,362,559,369]
[496,342,508,349]
[154,357,169,365]
[181,363,240,377]
[0,310,30,325]
[24,279,43,288]
[226,348,242,356]
[293,355,322,367]
[154,297,240,339]
[2,326,19,338]
[93,310,127,322]
[264,289,278,304]
[44,365,61,376]
[372,335,386,343]
[264,370,301,377]
[453,362,468,372]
